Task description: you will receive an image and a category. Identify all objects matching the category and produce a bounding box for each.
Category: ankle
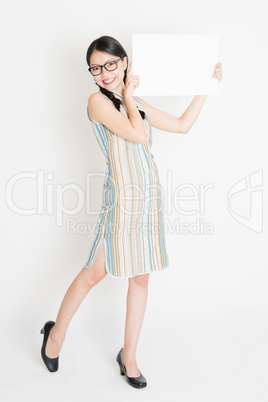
[50,326,65,344]
[122,347,136,361]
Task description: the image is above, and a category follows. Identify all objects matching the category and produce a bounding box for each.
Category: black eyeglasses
[88,57,124,76]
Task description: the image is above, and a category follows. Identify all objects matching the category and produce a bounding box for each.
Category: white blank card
[132,34,219,96]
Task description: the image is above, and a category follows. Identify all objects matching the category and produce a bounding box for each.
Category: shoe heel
[40,321,59,372]
[116,355,125,376]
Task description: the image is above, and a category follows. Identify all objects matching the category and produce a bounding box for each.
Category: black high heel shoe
[116,347,147,388]
[40,320,59,372]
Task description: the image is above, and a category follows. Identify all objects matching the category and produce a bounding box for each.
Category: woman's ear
[123,56,128,71]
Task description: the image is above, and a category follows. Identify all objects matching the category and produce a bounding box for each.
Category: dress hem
[83,238,170,279]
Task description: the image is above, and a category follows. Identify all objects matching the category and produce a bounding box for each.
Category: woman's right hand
[123,61,140,99]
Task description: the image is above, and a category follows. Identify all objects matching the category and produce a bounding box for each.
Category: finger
[212,66,221,74]
[211,66,222,77]
[127,75,139,82]
[212,73,223,80]
[127,61,132,77]
[128,79,140,87]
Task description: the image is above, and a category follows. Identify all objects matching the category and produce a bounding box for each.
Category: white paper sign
[132,34,219,96]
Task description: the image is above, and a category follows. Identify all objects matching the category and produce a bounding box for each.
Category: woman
[40,35,223,389]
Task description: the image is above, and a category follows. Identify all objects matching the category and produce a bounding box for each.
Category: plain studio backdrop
[1,1,267,401]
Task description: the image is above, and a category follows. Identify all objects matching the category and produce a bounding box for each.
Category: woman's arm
[178,95,207,133]
[136,62,223,134]
[135,98,188,134]
[136,96,207,134]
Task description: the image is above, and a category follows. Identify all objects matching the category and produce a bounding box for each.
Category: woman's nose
[101,71,110,79]
[101,68,112,78]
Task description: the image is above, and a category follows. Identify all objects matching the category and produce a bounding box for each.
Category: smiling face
[90,50,128,95]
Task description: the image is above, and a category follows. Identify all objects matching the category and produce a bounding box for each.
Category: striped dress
[83,90,169,278]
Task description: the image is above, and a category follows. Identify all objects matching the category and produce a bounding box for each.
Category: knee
[80,267,107,287]
[129,273,149,287]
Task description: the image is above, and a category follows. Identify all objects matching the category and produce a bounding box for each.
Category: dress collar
[110,90,124,100]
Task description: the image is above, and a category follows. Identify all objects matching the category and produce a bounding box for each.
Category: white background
[1,0,268,401]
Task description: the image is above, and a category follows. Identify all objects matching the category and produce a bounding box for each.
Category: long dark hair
[86,35,145,119]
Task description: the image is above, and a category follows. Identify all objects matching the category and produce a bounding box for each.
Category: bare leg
[45,242,107,358]
[121,273,150,377]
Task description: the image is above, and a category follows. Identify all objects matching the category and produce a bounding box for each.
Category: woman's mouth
[103,77,116,85]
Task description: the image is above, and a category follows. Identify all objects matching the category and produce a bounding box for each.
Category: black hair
[86,35,145,119]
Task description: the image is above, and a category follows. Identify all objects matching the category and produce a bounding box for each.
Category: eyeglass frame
[88,57,124,76]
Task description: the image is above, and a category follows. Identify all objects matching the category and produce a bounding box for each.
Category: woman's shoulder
[87,92,111,123]
[88,91,107,102]
[87,93,102,123]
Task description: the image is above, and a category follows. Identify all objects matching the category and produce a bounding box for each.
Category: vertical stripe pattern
[83,90,169,278]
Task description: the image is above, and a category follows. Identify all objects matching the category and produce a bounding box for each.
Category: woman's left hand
[211,62,223,82]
